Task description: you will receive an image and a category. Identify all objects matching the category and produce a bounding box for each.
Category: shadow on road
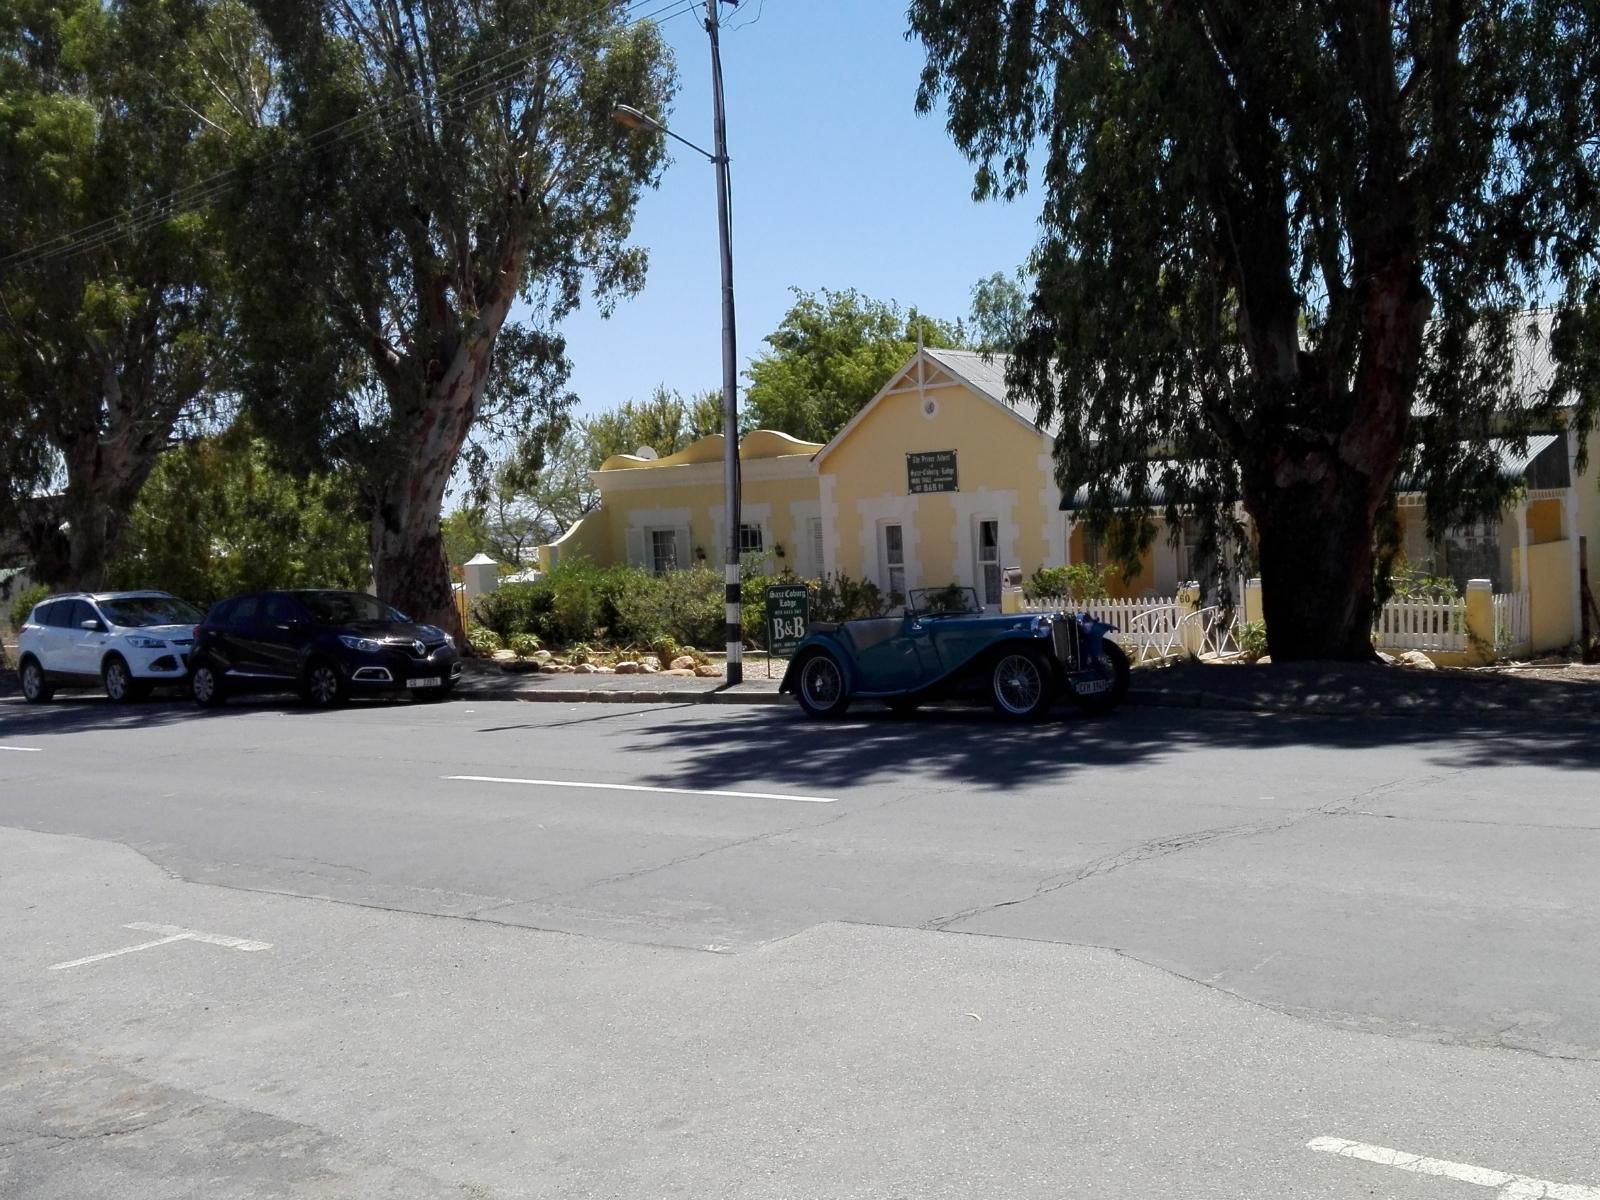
[623,703,1600,793]
[0,692,421,736]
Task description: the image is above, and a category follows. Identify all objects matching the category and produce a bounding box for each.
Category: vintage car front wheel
[1071,639,1131,714]
[795,652,851,718]
[990,648,1055,721]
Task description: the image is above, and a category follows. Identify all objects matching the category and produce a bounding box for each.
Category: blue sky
[552,0,1042,422]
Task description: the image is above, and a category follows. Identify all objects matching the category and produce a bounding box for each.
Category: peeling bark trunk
[1245,453,1389,661]
[369,327,503,641]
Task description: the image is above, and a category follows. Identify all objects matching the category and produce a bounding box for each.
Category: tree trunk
[372,509,461,639]
[1245,451,1390,661]
[368,330,503,642]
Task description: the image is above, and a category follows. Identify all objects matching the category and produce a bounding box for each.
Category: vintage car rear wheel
[1071,639,1131,714]
[990,648,1055,721]
[795,652,851,718]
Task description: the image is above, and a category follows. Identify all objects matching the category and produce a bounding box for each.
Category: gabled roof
[812,348,1044,467]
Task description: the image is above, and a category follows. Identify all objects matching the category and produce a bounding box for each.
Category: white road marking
[1309,1137,1600,1199]
[0,746,43,753]
[48,923,272,971]
[445,774,838,804]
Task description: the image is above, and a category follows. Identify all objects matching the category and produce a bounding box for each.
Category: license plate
[1073,678,1111,695]
[406,677,443,689]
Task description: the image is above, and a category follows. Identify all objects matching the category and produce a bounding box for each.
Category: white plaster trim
[626,506,691,530]
[789,499,822,577]
[947,489,1018,608]
[819,474,839,578]
[856,493,923,601]
[1037,451,1066,568]
[596,455,816,493]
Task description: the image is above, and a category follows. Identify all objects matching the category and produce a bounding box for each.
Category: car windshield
[908,586,982,617]
[296,591,406,625]
[96,595,205,628]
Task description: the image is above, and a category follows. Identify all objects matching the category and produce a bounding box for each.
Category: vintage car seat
[843,617,904,654]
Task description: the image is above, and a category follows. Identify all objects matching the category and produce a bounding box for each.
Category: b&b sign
[766,584,810,656]
[907,449,958,494]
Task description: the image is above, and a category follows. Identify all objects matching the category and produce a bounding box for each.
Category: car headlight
[338,635,383,653]
[443,633,456,650]
[127,637,167,649]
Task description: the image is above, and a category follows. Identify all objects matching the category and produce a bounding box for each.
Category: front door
[254,595,310,679]
[60,599,110,675]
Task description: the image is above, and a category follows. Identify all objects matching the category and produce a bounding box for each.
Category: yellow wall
[540,509,610,570]
[1526,497,1564,544]
[817,378,1058,604]
[1520,539,1576,652]
[538,430,826,574]
[1066,526,1155,599]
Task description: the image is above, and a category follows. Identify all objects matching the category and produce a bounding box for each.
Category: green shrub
[472,582,553,641]
[508,632,542,658]
[7,583,50,631]
[1386,560,1459,600]
[1024,563,1109,603]
[1239,620,1268,661]
[466,625,502,655]
[811,572,891,622]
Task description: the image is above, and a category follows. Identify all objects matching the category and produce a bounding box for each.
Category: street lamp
[613,0,744,685]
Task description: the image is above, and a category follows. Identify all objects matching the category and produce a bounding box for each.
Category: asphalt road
[1,693,1598,1199]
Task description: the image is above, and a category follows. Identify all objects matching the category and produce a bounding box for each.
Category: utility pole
[708,0,742,685]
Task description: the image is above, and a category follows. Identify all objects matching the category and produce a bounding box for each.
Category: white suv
[17,590,206,704]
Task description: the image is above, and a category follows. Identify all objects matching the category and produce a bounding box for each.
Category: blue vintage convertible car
[779,586,1130,720]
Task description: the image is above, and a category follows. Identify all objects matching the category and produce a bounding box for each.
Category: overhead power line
[0,0,700,274]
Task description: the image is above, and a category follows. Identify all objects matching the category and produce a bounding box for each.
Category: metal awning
[1060,437,1568,511]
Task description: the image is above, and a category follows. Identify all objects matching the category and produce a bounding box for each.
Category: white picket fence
[1493,590,1531,653]
[1023,595,1241,663]
[1371,596,1466,651]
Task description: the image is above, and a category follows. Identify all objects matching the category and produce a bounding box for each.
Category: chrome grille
[1051,619,1078,667]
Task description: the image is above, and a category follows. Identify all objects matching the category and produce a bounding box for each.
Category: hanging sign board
[907,450,958,494]
[765,584,811,660]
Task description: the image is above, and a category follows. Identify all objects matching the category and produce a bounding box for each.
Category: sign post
[765,583,810,678]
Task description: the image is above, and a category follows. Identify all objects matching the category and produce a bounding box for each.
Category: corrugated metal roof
[1062,437,1566,511]
[922,347,1015,407]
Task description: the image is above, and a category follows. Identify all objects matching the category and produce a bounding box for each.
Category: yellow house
[538,335,1599,648]
[540,430,827,577]
[813,347,1066,607]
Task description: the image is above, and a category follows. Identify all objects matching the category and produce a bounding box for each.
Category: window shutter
[673,526,692,570]
[625,527,647,569]
[809,517,825,579]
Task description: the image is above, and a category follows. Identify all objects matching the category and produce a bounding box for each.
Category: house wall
[1526,498,1564,544]
[1523,540,1577,651]
[816,379,1056,607]
[587,468,822,574]
[539,510,609,571]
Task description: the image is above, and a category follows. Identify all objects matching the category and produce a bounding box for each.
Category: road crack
[923,769,1464,931]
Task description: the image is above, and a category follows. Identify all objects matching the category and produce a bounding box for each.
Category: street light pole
[706,0,742,685]
[613,1,743,684]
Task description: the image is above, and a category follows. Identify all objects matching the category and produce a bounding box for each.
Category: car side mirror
[81,619,105,633]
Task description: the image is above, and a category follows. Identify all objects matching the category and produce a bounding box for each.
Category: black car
[188,590,462,708]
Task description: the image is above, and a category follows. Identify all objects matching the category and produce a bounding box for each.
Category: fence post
[1243,577,1264,628]
[1177,583,1203,657]
[1464,578,1494,665]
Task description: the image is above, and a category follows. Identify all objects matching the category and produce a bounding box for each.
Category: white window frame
[880,521,907,603]
[648,527,680,576]
[975,517,1002,608]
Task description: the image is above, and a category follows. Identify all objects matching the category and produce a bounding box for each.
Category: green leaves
[911,1,1600,656]
[744,287,966,443]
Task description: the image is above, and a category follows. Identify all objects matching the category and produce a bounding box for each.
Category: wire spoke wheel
[991,649,1053,720]
[795,653,849,718]
[801,656,841,706]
